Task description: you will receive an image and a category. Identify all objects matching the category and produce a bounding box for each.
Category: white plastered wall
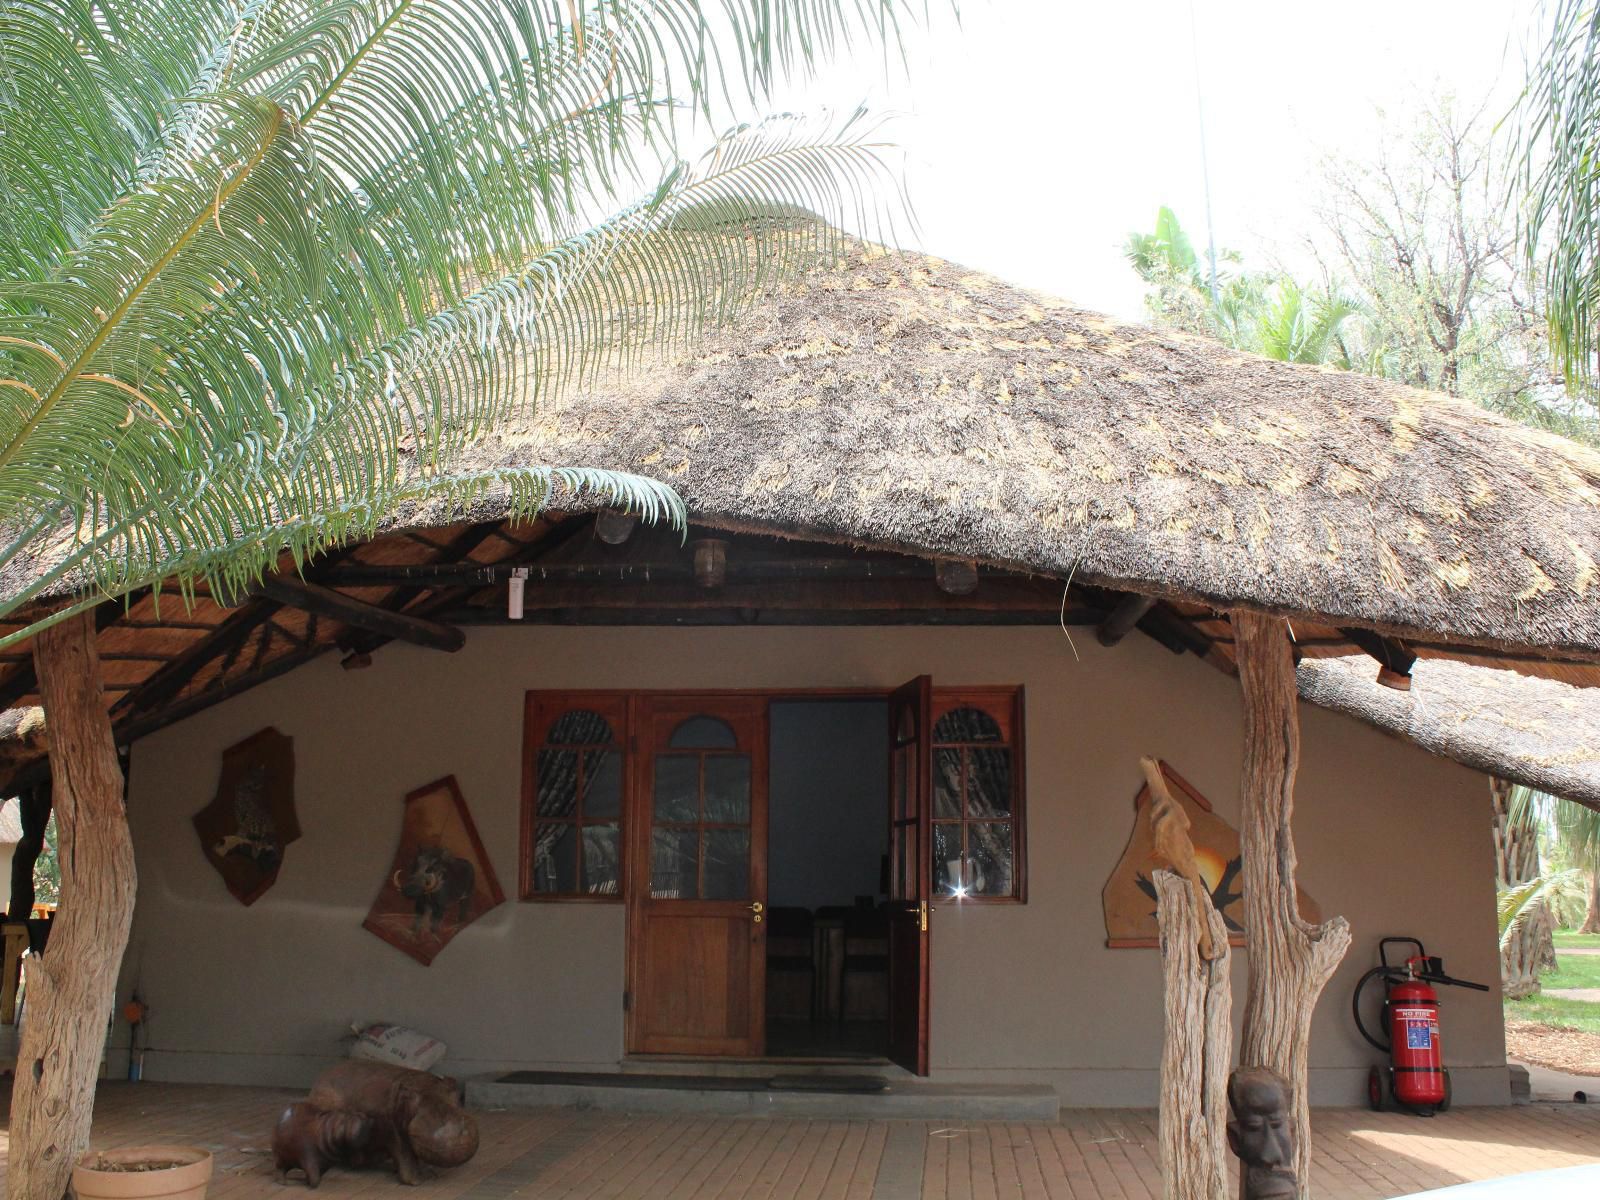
[115,625,1507,1105]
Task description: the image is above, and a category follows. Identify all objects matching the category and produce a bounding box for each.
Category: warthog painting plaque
[193,727,299,906]
[363,776,504,965]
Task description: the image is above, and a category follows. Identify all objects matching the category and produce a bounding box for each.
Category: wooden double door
[624,685,932,1075]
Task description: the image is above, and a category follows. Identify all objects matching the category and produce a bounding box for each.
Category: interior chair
[764,906,816,1023]
[839,907,889,1022]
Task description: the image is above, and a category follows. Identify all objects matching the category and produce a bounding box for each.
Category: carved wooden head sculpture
[1226,1067,1297,1200]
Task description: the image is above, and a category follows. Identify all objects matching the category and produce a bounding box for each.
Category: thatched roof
[1,243,1597,809]
[411,243,1600,668]
[1299,656,1600,806]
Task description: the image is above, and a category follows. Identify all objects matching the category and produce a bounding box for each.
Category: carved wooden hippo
[306,1061,478,1185]
[272,1101,383,1188]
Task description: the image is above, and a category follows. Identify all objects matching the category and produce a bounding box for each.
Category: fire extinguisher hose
[1352,966,1392,1053]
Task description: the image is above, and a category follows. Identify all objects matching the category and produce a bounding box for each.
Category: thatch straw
[1298,656,1600,808]
[6,243,1600,664]
[444,243,1600,661]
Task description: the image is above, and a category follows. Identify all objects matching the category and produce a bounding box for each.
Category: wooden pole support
[1155,868,1231,1200]
[11,610,137,1200]
[1233,610,1350,1200]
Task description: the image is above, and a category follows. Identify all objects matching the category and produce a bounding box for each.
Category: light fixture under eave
[508,566,529,620]
[935,558,979,596]
[692,539,728,589]
[594,510,638,545]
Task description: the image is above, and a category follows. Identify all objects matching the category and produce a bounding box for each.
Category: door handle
[919,900,929,932]
[749,901,764,924]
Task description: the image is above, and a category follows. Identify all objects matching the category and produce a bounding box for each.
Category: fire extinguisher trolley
[1352,937,1489,1116]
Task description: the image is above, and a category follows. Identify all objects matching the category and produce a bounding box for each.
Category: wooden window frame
[519,691,631,903]
[929,686,1027,905]
[519,685,1027,905]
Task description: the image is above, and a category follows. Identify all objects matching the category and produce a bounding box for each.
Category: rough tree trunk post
[1581,867,1600,936]
[11,612,137,1200]
[1155,869,1231,1200]
[1491,777,1554,997]
[1233,611,1351,1200]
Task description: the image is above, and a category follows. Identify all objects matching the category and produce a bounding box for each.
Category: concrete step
[467,1070,1059,1120]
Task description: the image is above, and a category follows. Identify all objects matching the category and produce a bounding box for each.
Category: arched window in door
[650,714,752,900]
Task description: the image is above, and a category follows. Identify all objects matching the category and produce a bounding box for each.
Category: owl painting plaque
[193,727,299,906]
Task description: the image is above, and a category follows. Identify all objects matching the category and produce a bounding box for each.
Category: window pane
[894,746,910,819]
[582,823,621,895]
[703,829,750,900]
[933,706,1003,743]
[651,828,697,898]
[536,749,578,818]
[653,755,699,822]
[704,755,751,823]
[585,749,622,818]
[967,747,1012,817]
[668,715,737,748]
[547,709,614,745]
[967,822,1014,896]
[895,704,916,743]
[933,747,963,818]
[933,822,962,896]
[531,823,577,893]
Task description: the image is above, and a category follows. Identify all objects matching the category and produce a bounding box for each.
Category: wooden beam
[1338,626,1417,690]
[110,602,278,720]
[1096,593,1156,647]
[339,517,575,658]
[438,577,1078,616]
[442,606,1099,627]
[254,576,465,652]
[311,557,955,588]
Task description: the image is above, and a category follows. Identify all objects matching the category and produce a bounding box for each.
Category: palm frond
[0,0,930,645]
[1499,869,1584,947]
[0,109,902,634]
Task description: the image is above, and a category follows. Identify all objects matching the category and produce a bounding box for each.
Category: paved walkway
[5,1083,1600,1200]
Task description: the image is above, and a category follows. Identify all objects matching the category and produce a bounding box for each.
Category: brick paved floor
[5,1084,1599,1200]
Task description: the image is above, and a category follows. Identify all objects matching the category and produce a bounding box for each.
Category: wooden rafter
[1096,593,1157,647]
[252,576,465,652]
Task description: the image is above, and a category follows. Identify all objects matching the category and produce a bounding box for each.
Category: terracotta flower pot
[71,1147,212,1200]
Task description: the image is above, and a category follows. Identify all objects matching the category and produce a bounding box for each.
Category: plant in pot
[72,1147,212,1200]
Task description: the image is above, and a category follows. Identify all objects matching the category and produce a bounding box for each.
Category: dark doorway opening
[765,698,891,1059]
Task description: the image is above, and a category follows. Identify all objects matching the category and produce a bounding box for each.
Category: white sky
[760,0,1544,319]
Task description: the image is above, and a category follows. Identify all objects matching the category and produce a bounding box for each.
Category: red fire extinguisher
[1352,937,1488,1116]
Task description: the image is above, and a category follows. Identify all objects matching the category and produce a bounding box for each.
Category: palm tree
[1517,0,1600,383]
[1124,208,1365,366]
[1511,786,1600,934]
[0,3,925,1194]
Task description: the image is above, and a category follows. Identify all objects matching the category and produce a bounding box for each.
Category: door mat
[493,1069,890,1094]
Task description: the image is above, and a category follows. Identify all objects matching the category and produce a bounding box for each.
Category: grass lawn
[1504,992,1600,1034]
[1542,952,1600,990]
[1553,930,1600,949]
